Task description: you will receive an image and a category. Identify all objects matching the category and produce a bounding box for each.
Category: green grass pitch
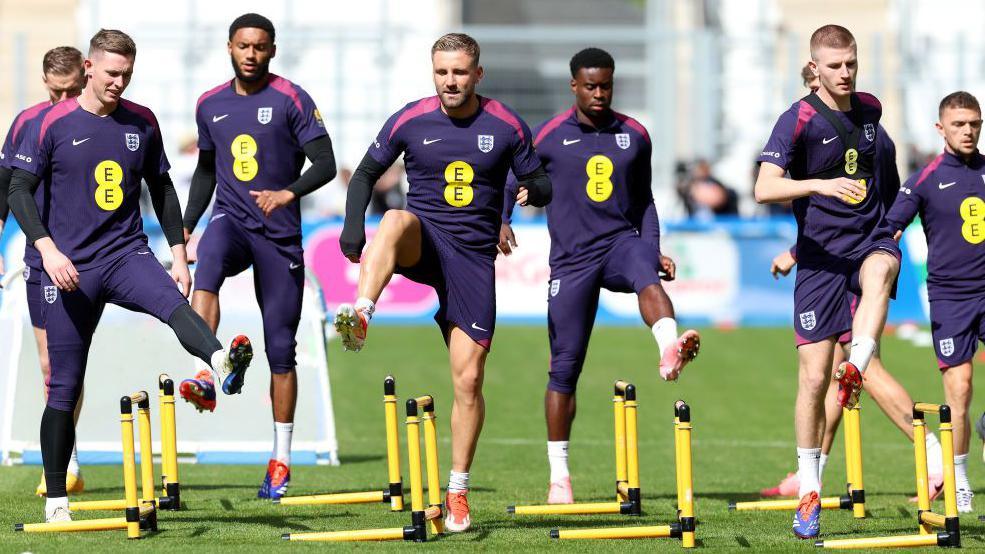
[2,326,984,551]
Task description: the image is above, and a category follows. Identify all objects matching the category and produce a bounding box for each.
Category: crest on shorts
[940,337,955,357]
[615,133,631,150]
[799,311,816,331]
[125,133,140,151]
[44,285,57,304]
[549,279,560,297]
[477,134,494,153]
[258,107,273,125]
[22,266,30,281]
[864,123,875,142]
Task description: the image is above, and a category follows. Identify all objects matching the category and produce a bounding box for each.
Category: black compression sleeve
[340,152,388,258]
[0,165,11,223]
[516,166,553,207]
[182,149,217,231]
[145,172,185,247]
[168,303,223,364]
[286,135,337,198]
[41,406,75,499]
[8,168,47,243]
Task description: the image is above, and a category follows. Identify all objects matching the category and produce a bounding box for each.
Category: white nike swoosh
[423,138,442,145]
[939,182,957,189]
[562,139,581,145]
[471,322,488,332]
[822,137,837,144]
[210,213,227,222]
[137,251,152,255]
[212,114,229,122]
[72,138,90,146]
[289,262,302,270]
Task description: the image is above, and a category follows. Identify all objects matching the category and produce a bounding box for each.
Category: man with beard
[179,13,336,500]
[335,33,552,531]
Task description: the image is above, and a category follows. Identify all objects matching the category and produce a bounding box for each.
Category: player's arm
[182,149,217,239]
[498,171,519,256]
[147,170,192,297]
[770,245,797,279]
[0,165,10,278]
[884,176,922,242]
[250,135,337,216]
[8,168,78,290]
[515,166,552,207]
[340,152,390,262]
[754,162,865,204]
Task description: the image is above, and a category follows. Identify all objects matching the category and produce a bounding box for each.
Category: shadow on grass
[178,514,325,531]
[337,454,384,464]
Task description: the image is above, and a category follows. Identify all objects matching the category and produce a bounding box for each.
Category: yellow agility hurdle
[14,392,158,538]
[276,375,403,510]
[67,375,181,513]
[281,395,443,542]
[548,400,696,547]
[729,406,865,518]
[815,402,960,549]
[508,380,644,516]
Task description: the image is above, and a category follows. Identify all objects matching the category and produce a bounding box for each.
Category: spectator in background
[306,166,350,218]
[677,159,739,218]
[369,163,407,214]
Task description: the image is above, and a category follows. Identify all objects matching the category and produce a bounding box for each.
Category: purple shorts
[547,237,663,393]
[23,264,44,328]
[930,296,985,369]
[194,213,304,373]
[396,217,495,349]
[42,249,187,412]
[794,238,900,346]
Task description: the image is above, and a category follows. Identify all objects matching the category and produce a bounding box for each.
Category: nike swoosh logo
[212,114,229,122]
[289,262,302,270]
[562,139,581,145]
[210,213,226,222]
[423,138,442,145]
[72,138,90,146]
[137,251,152,255]
[471,322,488,332]
[939,182,956,189]
[822,137,837,144]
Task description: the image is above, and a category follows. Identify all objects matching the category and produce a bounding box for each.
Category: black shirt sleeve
[8,168,46,244]
[145,171,185,247]
[286,135,337,198]
[182,149,217,232]
[340,152,389,258]
[515,165,552,207]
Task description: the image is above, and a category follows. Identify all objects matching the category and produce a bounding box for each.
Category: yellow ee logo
[960,197,985,244]
[443,160,474,207]
[844,148,858,176]
[586,154,614,202]
[231,134,259,182]
[94,160,124,211]
[843,178,867,205]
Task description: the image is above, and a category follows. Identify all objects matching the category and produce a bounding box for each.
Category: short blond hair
[810,24,855,59]
[43,46,84,76]
[431,33,480,65]
[89,29,136,58]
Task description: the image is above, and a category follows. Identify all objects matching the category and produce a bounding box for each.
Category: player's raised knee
[863,252,899,285]
[379,209,417,235]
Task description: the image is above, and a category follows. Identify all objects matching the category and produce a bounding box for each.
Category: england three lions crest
[799,311,816,331]
[258,107,273,125]
[549,279,560,298]
[477,135,494,153]
[939,337,954,357]
[864,123,875,142]
[615,133,631,150]
[44,285,57,304]
[125,133,140,151]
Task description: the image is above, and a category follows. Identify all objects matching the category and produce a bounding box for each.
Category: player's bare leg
[442,325,486,532]
[191,290,221,331]
[336,210,422,351]
[942,361,974,512]
[837,252,900,408]
[35,327,85,496]
[793,339,835,537]
[258,369,298,500]
[638,284,699,381]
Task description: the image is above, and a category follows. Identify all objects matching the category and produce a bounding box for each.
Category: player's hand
[171,259,192,298]
[659,255,677,281]
[40,247,79,292]
[185,232,200,263]
[516,186,530,206]
[770,250,797,279]
[816,177,865,204]
[893,230,902,243]
[340,224,365,263]
[250,189,296,216]
[498,223,517,256]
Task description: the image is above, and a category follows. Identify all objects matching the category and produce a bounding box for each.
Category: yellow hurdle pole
[815,533,942,549]
[550,525,675,540]
[16,516,129,533]
[136,396,156,506]
[938,407,958,520]
[912,406,931,534]
[383,376,403,511]
[121,395,142,539]
[282,527,407,542]
[729,496,849,511]
[405,398,427,542]
[675,411,684,513]
[69,498,128,511]
[422,398,444,535]
[613,383,628,501]
[277,491,385,506]
[508,501,624,515]
[842,407,856,498]
[623,384,641,515]
[159,375,180,510]
[676,401,696,548]
[848,406,865,518]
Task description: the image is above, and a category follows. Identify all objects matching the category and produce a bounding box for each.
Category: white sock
[209,349,227,382]
[797,447,822,497]
[355,297,375,321]
[926,433,944,476]
[847,337,876,373]
[547,441,570,482]
[67,442,80,475]
[955,453,971,490]
[651,317,679,356]
[818,453,829,480]
[273,422,294,465]
[45,495,69,515]
[448,470,469,493]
